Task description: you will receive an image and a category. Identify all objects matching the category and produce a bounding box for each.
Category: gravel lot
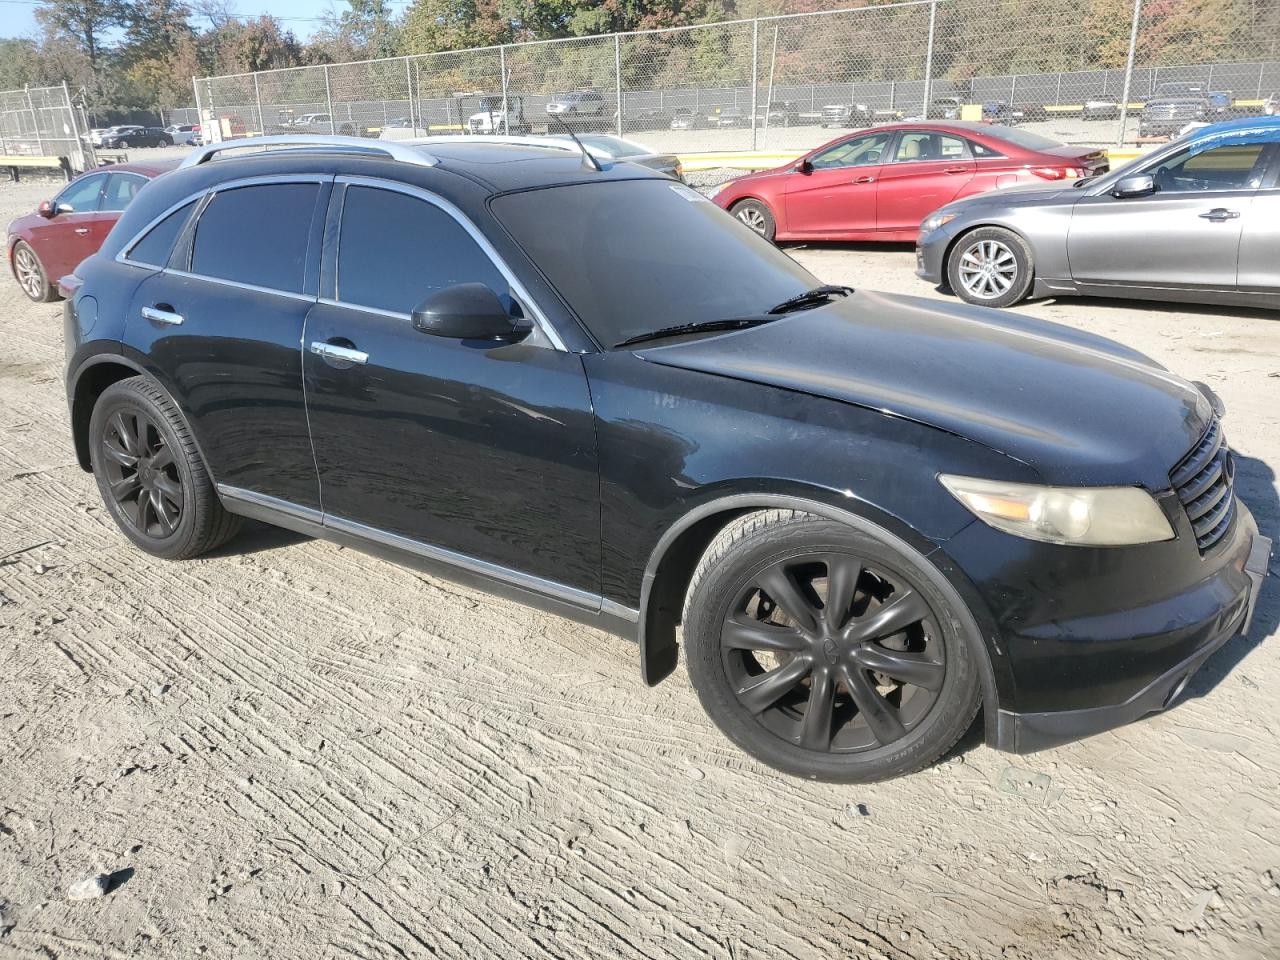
[1,174,1278,960]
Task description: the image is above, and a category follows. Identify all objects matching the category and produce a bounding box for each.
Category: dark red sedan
[7,160,176,302]
[712,122,1108,242]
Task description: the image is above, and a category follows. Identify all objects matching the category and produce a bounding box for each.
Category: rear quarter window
[127,201,197,267]
[190,183,320,293]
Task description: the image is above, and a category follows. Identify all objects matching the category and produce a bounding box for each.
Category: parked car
[821,102,876,128]
[916,117,1280,310]
[100,126,172,148]
[546,91,607,119]
[165,124,198,145]
[6,160,174,302]
[549,133,683,181]
[713,109,750,128]
[85,127,111,146]
[925,97,963,120]
[1140,82,1210,139]
[1208,90,1234,117]
[669,107,711,130]
[757,101,801,127]
[712,121,1108,242]
[466,96,532,134]
[621,108,671,131]
[60,134,1269,782]
[285,113,332,129]
[981,100,1024,124]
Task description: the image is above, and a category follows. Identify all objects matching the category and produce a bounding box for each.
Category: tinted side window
[55,174,105,212]
[336,186,506,314]
[191,183,319,293]
[128,200,197,267]
[101,173,147,212]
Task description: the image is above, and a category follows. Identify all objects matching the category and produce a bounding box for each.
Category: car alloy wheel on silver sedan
[957,238,1018,300]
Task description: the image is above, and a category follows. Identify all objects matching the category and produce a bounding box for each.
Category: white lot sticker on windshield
[670,183,710,202]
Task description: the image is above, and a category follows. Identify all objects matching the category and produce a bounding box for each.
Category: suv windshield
[492,180,816,348]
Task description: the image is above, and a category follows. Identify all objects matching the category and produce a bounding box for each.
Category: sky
[0,0,400,42]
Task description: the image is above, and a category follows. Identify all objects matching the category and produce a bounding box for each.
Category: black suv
[62,136,1269,782]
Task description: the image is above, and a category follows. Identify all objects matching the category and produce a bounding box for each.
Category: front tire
[12,241,57,302]
[946,226,1034,308]
[89,377,241,560]
[730,199,776,242]
[682,510,981,782]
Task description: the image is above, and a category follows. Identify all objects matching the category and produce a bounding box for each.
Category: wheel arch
[636,491,1003,744]
[941,220,1036,292]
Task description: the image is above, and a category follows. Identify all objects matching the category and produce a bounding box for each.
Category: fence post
[62,81,87,172]
[253,73,263,134]
[499,46,510,134]
[922,1,937,118]
[749,18,759,151]
[405,57,416,133]
[324,64,336,134]
[1116,0,1143,146]
[614,35,623,136]
[762,24,779,141]
[27,86,45,155]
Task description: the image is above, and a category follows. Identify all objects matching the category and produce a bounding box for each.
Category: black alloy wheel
[89,377,241,559]
[721,553,946,754]
[683,510,980,782]
[99,407,184,539]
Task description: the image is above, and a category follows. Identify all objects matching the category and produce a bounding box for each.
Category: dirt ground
[1,174,1278,960]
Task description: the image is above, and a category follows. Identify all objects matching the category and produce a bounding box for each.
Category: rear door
[1067,140,1268,293]
[27,172,106,281]
[123,177,330,510]
[783,130,893,236]
[874,129,976,235]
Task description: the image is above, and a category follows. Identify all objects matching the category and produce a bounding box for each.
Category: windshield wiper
[614,315,777,349]
[766,284,854,315]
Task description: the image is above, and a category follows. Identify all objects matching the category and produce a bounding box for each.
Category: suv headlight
[920,211,957,235]
[939,475,1174,546]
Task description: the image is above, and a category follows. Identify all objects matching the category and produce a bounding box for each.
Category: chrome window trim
[161,268,318,304]
[215,484,639,621]
[333,174,567,352]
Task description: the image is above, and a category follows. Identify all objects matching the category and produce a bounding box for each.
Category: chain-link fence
[194,0,1280,159]
[1,83,95,174]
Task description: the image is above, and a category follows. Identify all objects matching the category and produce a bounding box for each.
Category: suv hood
[636,290,1209,488]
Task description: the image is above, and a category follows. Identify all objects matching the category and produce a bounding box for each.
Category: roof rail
[178,134,438,169]
[405,134,579,153]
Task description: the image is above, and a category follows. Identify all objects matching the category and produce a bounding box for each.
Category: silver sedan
[916,118,1280,310]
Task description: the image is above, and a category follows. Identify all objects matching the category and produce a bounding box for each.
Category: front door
[27,172,107,282]
[124,177,330,510]
[874,129,976,235]
[302,180,601,596]
[783,130,893,236]
[1068,140,1269,293]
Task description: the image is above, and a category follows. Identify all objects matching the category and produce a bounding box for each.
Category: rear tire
[946,226,1034,308]
[90,377,241,560]
[12,241,57,303]
[730,199,776,242]
[682,510,981,782]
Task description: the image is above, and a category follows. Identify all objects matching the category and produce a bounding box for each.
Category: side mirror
[797,158,813,174]
[1111,174,1155,198]
[411,283,528,341]
[38,200,56,218]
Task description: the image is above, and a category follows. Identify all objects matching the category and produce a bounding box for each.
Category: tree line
[1,0,1273,124]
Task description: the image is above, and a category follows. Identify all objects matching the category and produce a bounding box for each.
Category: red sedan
[7,159,176,302]
[712,122,1108,242]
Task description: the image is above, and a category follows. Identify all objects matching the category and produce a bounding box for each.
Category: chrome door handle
[141,305,183,326]
[74,227,90,235]
[853,175,875,184]
[310,341,369,365]
[1198,208,1240,221]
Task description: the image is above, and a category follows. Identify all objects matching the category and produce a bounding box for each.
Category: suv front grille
[1170,417,1235,552]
